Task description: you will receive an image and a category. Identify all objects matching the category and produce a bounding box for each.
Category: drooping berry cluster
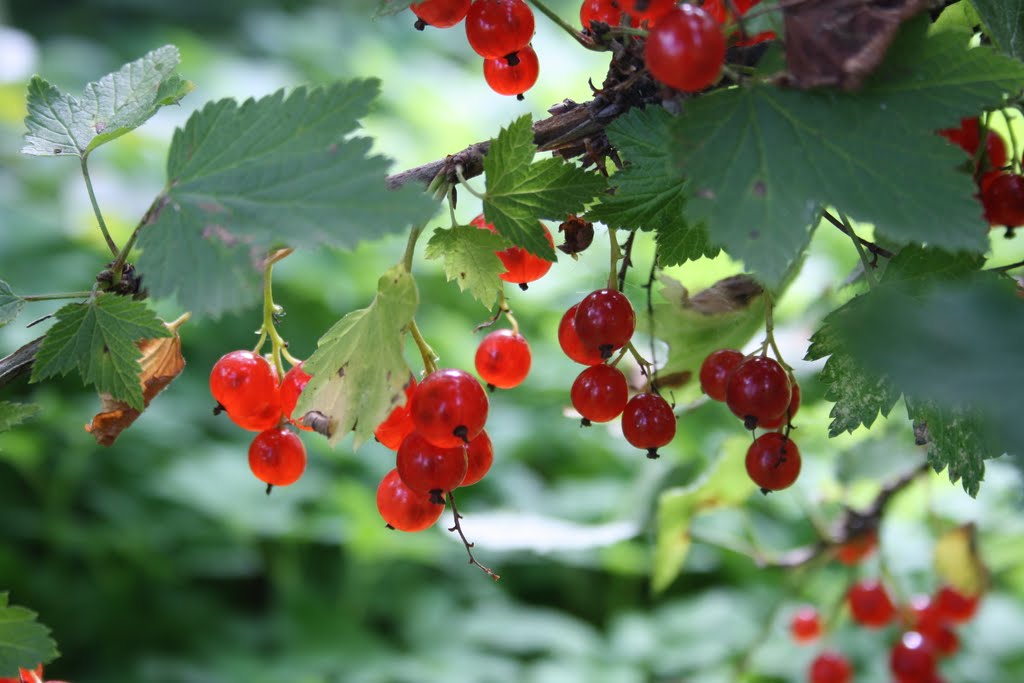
[209,351,310,491]
[373,368,493,531]
[559,289,676,457]
[798,578,982,683]
[699,349,801,491]
[409,0,539,99]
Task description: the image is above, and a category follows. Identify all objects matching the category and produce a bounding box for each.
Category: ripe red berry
[745,432,801,492]
[465,0,535,60]
[759,382,802,429]
[571,364,629,424]
[836,528,878,565]
[461,430,494,487]
[981,172,1024,226]
[558,303,606,365]
[483,44,540,98]
[808,650,852,683]
[580,0,637,28]
[396,431,469,503]
[374,377,418,450]
[848,579,896,628]
[621,0,675,22]
[702,0,774,44]
[890,631,937,683]
[0,665,42,683]
[410,0,472,28]
[643,5,725,92]
[790,605,822,643]
[621,392,676,458]
[471,214,554,288]
[410,368,489,447]
[574,288,636,358]
[248,427,306,487]
[476,329,532,389]
[279,361,312,430]
[932,585,980,624]
[939,116,1007,170]
[725,355,792,429]
[210,350,282,431]
[699,348,744,401]
[376,468,445,532]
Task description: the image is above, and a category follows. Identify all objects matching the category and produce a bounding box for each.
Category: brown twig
[0,337,44,388]
[821,209,895,263]
[447,491,500,581]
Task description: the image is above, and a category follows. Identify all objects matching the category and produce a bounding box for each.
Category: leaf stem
[402,222,426,273]
[839,212,878,289]
[255,248,300,378]
[81,156,118,256]
[408,319,438,375]
[21,291,92,302]
[526,0,603,51]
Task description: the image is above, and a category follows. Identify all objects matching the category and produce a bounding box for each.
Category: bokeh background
[1,2,1023,682]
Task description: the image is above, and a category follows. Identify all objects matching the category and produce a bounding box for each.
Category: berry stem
[255,248,301,378]
[408,319,439,374]
[838,212,878,289]
[447,490,500,581]
[607,228,622,290]
[761,293,791,372]
[402,222,427,273]
[1000,108,1020,172]
[525,0,603,51]
[80,156,119,257]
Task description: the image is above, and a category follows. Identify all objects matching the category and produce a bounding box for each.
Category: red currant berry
[759,382,802,430]
[932,585,980,624]
[699,348,744,402]
[724,355,791,429]
[410,0,471,28]
[848,579,896,628]
[790,605,822,643]
[558,303,606,365]
[279,361,312,430]
[644,5,725,92]
[621,0,675,22]
[745,432,801,492]
[397,431,469,503]
[890,631,937,683]
[461,430,494,487]
[570,364,629,425]
[981,172,1024,226]
[836,528,878,565]
[410,368,489,447]
[808,651,852,683]
[939,117,1007,170]
[574,288,636,358]
[621,392,676,458]
[702,0,774,44]
[248,427,306,487]
[210,350,282,428]
[376,468,445,532]
[919,621,959,657]
[465,0,535,60]
[0,665,42,683]
[374,377,417,450]
[483,44,540,99]
[475,329,532,390]
[471,214,554,288]
[580,0,637,28]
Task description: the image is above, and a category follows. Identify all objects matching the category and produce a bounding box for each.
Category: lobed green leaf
[0,281,24,328]
[0,593,58,678]
[969,0,1024,60]
[424,225,508,309]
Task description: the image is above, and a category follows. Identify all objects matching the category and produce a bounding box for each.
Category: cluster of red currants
[939,116,1024,231]
[559,288,677,457]
[409,0,539,99]
[209,351,312,491]
[699,349,801,492]
[796,580,982,683]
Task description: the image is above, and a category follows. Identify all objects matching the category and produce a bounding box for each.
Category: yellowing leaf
[934,523,989,595]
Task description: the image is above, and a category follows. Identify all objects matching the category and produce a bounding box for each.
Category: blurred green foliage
[1,2,1023,682]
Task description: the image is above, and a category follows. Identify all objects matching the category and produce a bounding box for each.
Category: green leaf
[970,0,1024,60]
[667,21,1024,287]
[0,593,58,677]
[483,115,606,260]
[653,436,757,592]
[296,265,418,448]
[590,108,718,265]
[647,274,765,396]
[30,295,170,410]
[373,0,412,17]
[0,402,40,435]
[22,45,191,158]
[425,225,507,309]
[933,1,983,35]
[914,401,999,497]
[0,281,24,328]
[136,80,437,318]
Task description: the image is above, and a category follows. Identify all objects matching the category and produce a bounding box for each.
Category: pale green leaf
[667,21,1024,287]
[30,295,170,410]
[0,281,24,328]
[653,436,757,592]
[22,45,191,157]
[914,401,998,497]
[590,108,718,265]
[136,80,437,318]
[296,265,418,448]
[932,0,983,35]
[425,225,507,309]
[0,593,58,677]
[970,0,1024,60]
[0,402,40,434]
[483,115,606,260]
